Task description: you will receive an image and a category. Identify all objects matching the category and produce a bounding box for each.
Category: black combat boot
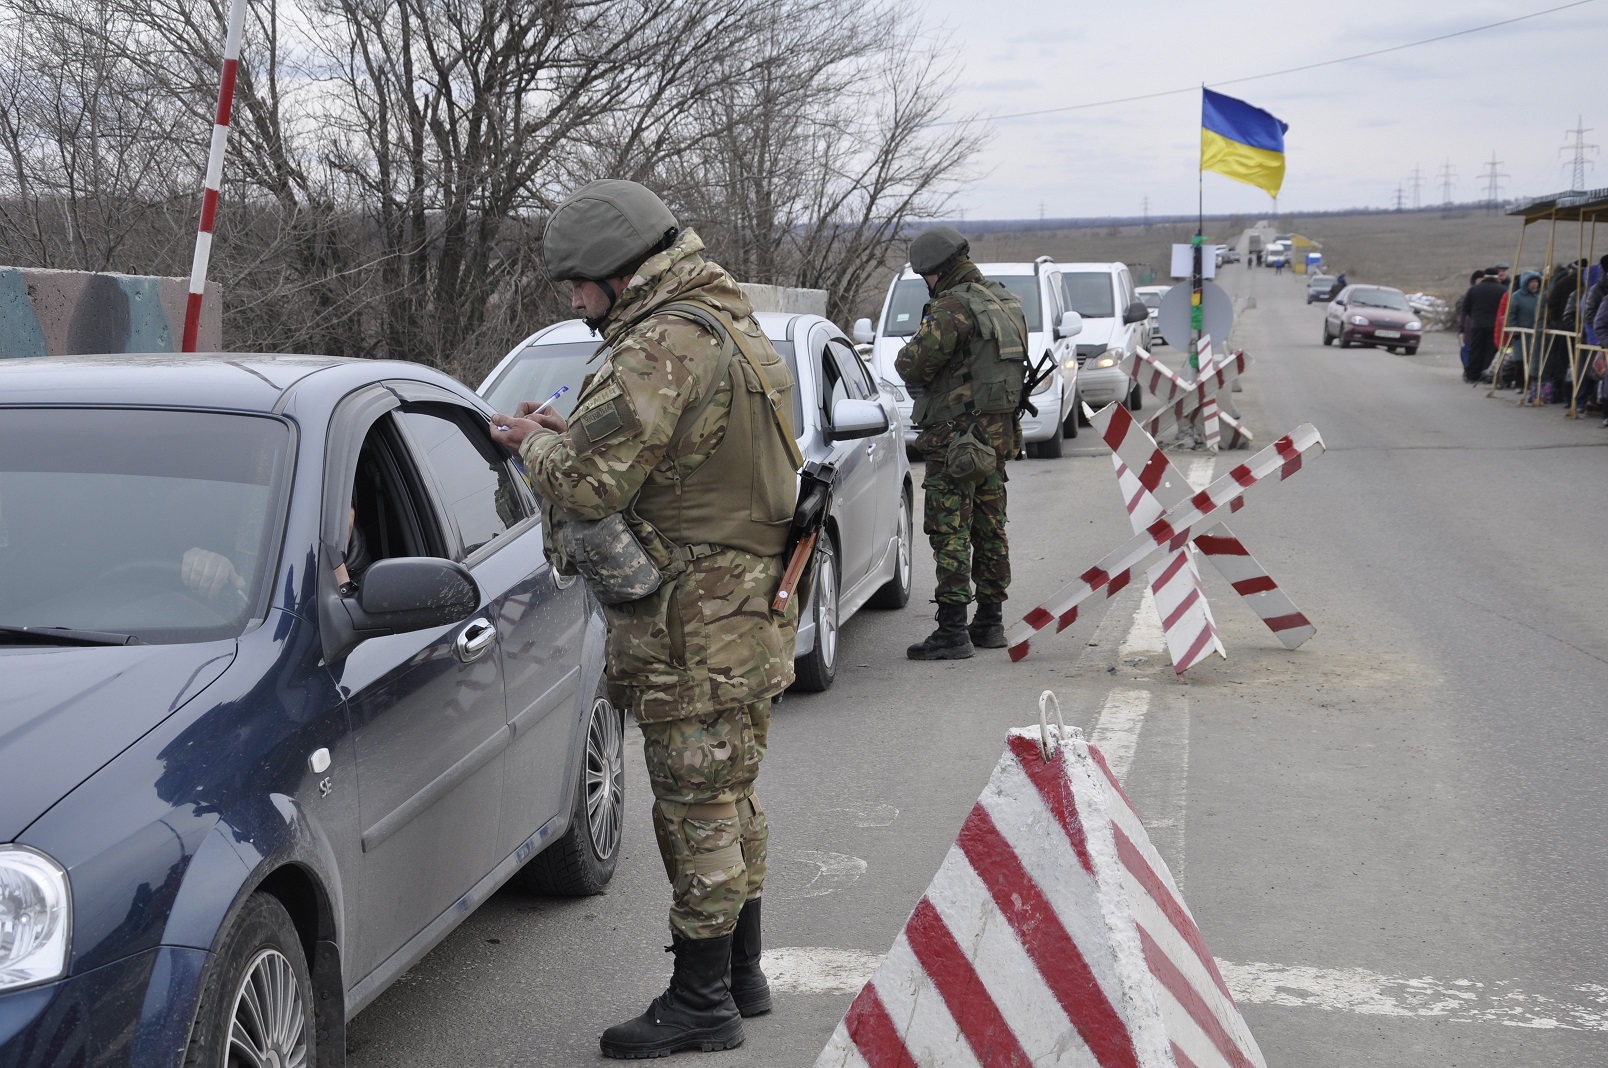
[906,603,974,660]
[968,601,1007,648]
[600,934,744,1059]
[728,899,772,1017]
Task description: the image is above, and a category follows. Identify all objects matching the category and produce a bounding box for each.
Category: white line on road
[1091,689,1150,783]
[1218,960,1608,1031]
[765,949,1608,1031]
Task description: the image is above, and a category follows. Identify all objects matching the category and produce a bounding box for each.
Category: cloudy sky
[920,0,1604,220]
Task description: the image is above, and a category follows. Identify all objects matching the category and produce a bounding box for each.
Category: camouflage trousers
[922,457,1010,605]
[641,699,770,940]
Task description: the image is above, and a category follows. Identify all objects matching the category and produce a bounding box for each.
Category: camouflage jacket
[894,261,1021,458]
[521,228,798,722]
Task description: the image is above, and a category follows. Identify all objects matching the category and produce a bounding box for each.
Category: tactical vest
[632,304,801,559]
[911,279,1030,428]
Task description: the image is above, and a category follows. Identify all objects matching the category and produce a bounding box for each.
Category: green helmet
[908,225,970,274]
[543,179,679,282]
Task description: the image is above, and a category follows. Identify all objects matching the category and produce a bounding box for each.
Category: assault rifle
[772,459,837,614]
[1018,352,1057,418]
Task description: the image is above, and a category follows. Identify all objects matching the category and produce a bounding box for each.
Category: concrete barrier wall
[740,283,828,318]
[0,267,221,358]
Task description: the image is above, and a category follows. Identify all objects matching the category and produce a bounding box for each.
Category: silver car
[479,312,913,693]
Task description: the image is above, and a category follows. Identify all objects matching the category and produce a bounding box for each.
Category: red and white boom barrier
[816,697,1265,1068]
[181,0,247,352]
[1006,419,1323,662]
[1101,402,1317,671]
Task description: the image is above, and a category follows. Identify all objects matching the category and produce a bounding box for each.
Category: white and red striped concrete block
[1004,422,1323,662]
[815,723,1265,1068]
[182,0,247,352]
[1099,402,1317,659]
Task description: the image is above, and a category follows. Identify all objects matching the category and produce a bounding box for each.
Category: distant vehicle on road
[1307,274,1337,303]
[1221,246,1241,264]
[482,312,914,692]
[1322,284,1424,354]
[1136,284,1169,344]
[1265,241,1291,268]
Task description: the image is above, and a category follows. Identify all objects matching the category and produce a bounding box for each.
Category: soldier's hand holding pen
[489,387,569,451]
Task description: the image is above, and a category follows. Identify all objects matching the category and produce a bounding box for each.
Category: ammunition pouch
[944,423,997,485]
[557,510,687,605]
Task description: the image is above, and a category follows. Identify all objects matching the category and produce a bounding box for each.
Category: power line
[936,0,1599,126]
[1561,116,1599,188]
[1408,165,1424,211]
[1392,185,1406,212]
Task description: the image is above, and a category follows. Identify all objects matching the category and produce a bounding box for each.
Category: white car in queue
[478,312,913,693]
[855,257,1083,459]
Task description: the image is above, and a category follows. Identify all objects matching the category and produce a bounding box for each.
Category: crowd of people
[1457,255,1608,424]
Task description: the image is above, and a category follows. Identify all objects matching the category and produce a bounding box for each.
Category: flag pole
[181,0,247,352]
[1192,85,1205,371]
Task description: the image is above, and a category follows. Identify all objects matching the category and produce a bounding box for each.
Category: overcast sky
[921,0,1604,220]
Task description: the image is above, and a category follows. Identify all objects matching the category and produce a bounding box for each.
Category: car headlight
[1405,320,1422,332]
[0,847,71,991]
[1031,371,1056,395]
[880,379,906,402]
[1093,354,1120,369]
[1349,315,1369,326]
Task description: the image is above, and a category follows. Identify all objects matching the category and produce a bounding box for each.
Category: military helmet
[543,179,679,282]
[908,225,970,274]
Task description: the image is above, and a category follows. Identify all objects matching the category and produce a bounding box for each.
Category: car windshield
[1059,272,1116,318]
[483,336,806,435]
[0,408,292,644]
[882,274,1041,337]
[1350,288,1410,311]
[1311,276,1334,287]
[1139,291,1163,310]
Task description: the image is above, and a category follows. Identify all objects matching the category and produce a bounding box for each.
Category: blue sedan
[0,355,618,1066]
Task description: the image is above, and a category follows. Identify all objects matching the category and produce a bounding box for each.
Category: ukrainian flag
[1201,88,1288,198]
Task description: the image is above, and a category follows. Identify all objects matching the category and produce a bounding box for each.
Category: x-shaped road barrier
[1098,401,1319,671]
[1130,344,1252,453]
[1006,408,1324,663]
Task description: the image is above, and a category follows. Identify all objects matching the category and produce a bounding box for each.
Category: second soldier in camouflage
[895,226,1031,660]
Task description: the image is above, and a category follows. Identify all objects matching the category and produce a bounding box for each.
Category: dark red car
[1322,284,1423,354]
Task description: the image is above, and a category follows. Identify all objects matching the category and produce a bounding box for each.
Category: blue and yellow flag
[1201,89,1288,198]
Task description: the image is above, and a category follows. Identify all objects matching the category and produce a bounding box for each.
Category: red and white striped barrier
[181,0,247,353]
[815,701,1264,1068]
[1099,401,1317,667]
[1131,348,1252,453]
[1005,421,1323,662]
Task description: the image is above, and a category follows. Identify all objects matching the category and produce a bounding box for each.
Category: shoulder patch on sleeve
[568,378,642,454]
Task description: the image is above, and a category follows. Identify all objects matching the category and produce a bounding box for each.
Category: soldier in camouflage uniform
[895,226,1030,660]
[488,181,799,1059]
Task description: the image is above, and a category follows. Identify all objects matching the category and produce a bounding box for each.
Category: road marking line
[1218,960,1608,1031]
[767,950,1608,1031]
[1118,588,1166,656]
[1091,689,1150,783]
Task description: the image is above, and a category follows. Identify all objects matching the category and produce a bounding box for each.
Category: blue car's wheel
[184,894,314,1068]
[513,687,623,896]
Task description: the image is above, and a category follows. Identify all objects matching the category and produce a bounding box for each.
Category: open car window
[394,405,528,560]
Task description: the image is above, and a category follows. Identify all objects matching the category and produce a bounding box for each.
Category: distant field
[874,210,1601,314]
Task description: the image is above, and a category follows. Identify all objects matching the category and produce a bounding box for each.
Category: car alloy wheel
[868,491,912,609]
[584,695,624,861]
[792,542,839,691]
[227,947,310,1068]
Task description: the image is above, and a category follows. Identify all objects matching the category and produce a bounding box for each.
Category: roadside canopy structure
[1496,188,1608,416]
[1289,234,1322,275]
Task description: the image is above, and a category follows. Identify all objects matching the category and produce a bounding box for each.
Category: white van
[1055,262,1149,413]
[855,256,1082,459]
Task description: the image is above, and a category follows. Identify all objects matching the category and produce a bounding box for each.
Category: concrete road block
[815,725,1264,1068]
[0,267,220,357]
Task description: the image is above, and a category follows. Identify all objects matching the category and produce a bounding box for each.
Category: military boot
[600,934,744,1059]
[906,603,974,660]
[728,899,772,1017]
[968,601,1007,648]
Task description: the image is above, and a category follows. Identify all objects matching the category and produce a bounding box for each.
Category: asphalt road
[345,245,1608,1066]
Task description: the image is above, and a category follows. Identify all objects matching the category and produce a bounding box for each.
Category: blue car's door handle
[454,618,497,663]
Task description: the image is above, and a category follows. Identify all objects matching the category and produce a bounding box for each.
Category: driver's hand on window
[181,547,246,599]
